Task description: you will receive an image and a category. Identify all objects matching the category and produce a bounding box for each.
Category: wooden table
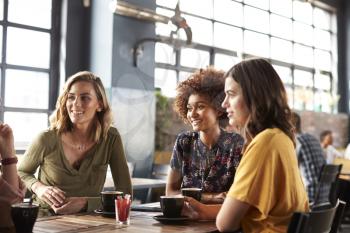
[32,211,217,233]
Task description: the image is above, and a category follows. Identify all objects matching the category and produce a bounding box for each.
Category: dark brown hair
[320,130,332,142]
[225,58,295,145]
[174,67,227,126]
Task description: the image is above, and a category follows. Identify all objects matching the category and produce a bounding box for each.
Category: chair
[287,199,341,233]
[313,164,342,206]
[151,164,170,181]
[147,164,170,202]
[330,200,346,233]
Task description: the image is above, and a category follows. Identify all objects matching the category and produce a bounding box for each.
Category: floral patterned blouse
[170,130,244,193]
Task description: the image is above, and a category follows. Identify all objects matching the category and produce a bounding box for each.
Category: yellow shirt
[227,128,309,233]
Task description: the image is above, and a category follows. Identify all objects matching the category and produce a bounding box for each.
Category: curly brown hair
[173,67,227,126]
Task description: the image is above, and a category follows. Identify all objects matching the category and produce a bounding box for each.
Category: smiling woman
[17,71,132,216]
[166,67,244,204]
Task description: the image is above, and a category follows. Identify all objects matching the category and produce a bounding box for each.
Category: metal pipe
[111,0,170,24]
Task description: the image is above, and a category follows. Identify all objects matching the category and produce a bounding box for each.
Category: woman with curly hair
[18,71,131,215]
[183,59,309,232]
[166,67,244,204]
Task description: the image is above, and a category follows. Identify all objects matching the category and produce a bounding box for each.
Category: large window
[155,0,338,113]
[0,0,60,151]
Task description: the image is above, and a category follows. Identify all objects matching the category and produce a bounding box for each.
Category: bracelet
[1,157,18,165]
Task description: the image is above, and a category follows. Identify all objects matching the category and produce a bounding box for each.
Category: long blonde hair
[49,71,113,142]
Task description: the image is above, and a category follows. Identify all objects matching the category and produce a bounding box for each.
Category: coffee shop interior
[2,0,350,232]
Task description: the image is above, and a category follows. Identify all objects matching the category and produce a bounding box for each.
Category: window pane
[294,87,313,111]
[214,53,238,71]
[155,8,174,36]
[155,68,177,97]
[294,70,313,87]
[314,8,331,30]
[244,31,269,58]
[271,38,292,63]
[156,0,177,8]
[214,23,243,51]
[8,0,52,29]
[314,29,331,50]
[293,1,312,25]
[314,91,331,112]
[0,0,3,20]
[270,0,292,17]
[314,72,331,90]
[179,71,192,82]
[214,0,243,26]
[155,43,175,65]
[270,14,293,40]
[273,65,292,85]
[314,49,331,71]
[180,0,212,18]
[5,69,49,109]
[294,44,313,67]
[285,86,294,108]
[183,15,212,45]
[294,21,313,46]
[7,27,50,68]
[244,0,269,10]
[180,48,210,68]
[244,6,269,34]
[4,112,48,149]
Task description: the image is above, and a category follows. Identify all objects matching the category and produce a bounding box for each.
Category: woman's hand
[51,197,87,215]
[32,182,66,207]
[182,196,211,220]
[0,123,15,159]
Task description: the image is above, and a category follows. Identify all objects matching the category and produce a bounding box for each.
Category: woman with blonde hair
[18,71,131,215]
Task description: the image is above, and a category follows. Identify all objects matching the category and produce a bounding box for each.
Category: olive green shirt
[18,127,132,212]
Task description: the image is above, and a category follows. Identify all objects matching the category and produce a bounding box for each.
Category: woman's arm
[109,131,132,195]
[201,192,226,204]
[0,124,18,190]
[216,196,250,232]
[166,168,182,196]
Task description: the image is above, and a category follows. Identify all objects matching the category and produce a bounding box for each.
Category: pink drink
[115,194,131,225]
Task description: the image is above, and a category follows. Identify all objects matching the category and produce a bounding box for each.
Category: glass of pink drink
[115,194,132,226]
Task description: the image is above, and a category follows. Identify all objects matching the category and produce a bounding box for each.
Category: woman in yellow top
[18,71,131,215]
[183,58,309,233]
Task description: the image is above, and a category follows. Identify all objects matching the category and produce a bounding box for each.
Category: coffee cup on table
[181,187,202,201]
[160,196,184,218]
[11,202,39,233]
[100,190,123,213]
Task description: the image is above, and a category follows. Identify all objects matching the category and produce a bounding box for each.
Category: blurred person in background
[320,130,343,164]
[292,112,326,203]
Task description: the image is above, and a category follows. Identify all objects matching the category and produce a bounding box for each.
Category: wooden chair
[313,164,342,207]
[288,199,340,233]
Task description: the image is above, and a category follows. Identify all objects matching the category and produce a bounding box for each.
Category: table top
[131,178,167,190]
[33,211,217,233]
[104,177,167,190]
